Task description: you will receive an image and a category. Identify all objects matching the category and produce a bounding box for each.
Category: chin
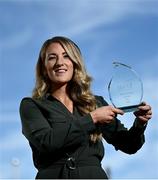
[52,80,69,86]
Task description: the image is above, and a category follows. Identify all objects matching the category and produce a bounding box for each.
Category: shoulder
[94,95,109,107]
[20,96,51,111]
[20,97,41,109]
[20,96,44,104]
[20,97,34,105]
[19,97,45,116]
[19,97,34,110]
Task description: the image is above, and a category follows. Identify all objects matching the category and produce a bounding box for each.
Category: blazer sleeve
[96,96,147,154]
[19,97,92,153]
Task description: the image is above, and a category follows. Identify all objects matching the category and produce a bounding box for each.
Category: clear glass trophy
[108,62,143,112]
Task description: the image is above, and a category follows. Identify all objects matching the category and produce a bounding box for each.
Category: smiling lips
[54,68,67,73]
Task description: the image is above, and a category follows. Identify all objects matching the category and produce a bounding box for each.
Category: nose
[56,55,64,66]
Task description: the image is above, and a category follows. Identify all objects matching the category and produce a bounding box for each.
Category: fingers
[91,105,125,124]
[111,106,124,115]
[137,102,152,115]
[104,106,124,124]
[134,102,152,122]
[138,103,152,111]
[106,106,124,124]
[136,114,152,122]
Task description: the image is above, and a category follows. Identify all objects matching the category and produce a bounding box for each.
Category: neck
[51,84,73,112]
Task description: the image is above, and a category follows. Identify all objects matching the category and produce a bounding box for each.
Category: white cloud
[0,112,20,123]
[42,0,158,36]
[1,0,157,51]
[1,28,33,49]
[0,130,27,151]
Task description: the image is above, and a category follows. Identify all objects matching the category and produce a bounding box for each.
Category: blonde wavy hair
[32,36,102,142]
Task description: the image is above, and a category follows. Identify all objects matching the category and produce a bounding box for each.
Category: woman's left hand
[134,102,152,124]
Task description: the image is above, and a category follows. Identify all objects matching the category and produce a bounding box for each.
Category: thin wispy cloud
[1,28,33,49]
[42,0,158,36]
[0,131,26,151]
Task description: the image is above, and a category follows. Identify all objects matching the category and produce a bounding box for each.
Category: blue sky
[0,0,158,179]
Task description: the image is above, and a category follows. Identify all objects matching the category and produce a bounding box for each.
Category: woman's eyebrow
[47,53,56,56]
[62,52,68,55]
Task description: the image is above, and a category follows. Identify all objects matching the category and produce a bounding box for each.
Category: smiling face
[44,42,74,88]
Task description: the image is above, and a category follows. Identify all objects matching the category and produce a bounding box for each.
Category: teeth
[55,69,66,73]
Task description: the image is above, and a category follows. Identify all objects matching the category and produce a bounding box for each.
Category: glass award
[108,62,143,112]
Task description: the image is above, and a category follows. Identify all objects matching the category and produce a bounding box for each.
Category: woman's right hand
[90,105,124,124]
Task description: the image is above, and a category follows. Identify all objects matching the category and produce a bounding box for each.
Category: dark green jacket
[19,95,146,179]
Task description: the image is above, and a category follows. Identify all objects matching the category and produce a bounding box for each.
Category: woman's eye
[48,56,56,60]
[63,54,69,58]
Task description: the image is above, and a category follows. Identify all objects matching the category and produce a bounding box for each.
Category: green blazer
[19,94,146,179]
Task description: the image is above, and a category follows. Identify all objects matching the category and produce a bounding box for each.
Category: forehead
[46,42,65,54]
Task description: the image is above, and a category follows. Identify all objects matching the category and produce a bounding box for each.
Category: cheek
[45,61,54,72]
[44,64,53,79]
[69,64,74,76]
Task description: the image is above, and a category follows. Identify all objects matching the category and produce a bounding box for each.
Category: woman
[20,36,152,179]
